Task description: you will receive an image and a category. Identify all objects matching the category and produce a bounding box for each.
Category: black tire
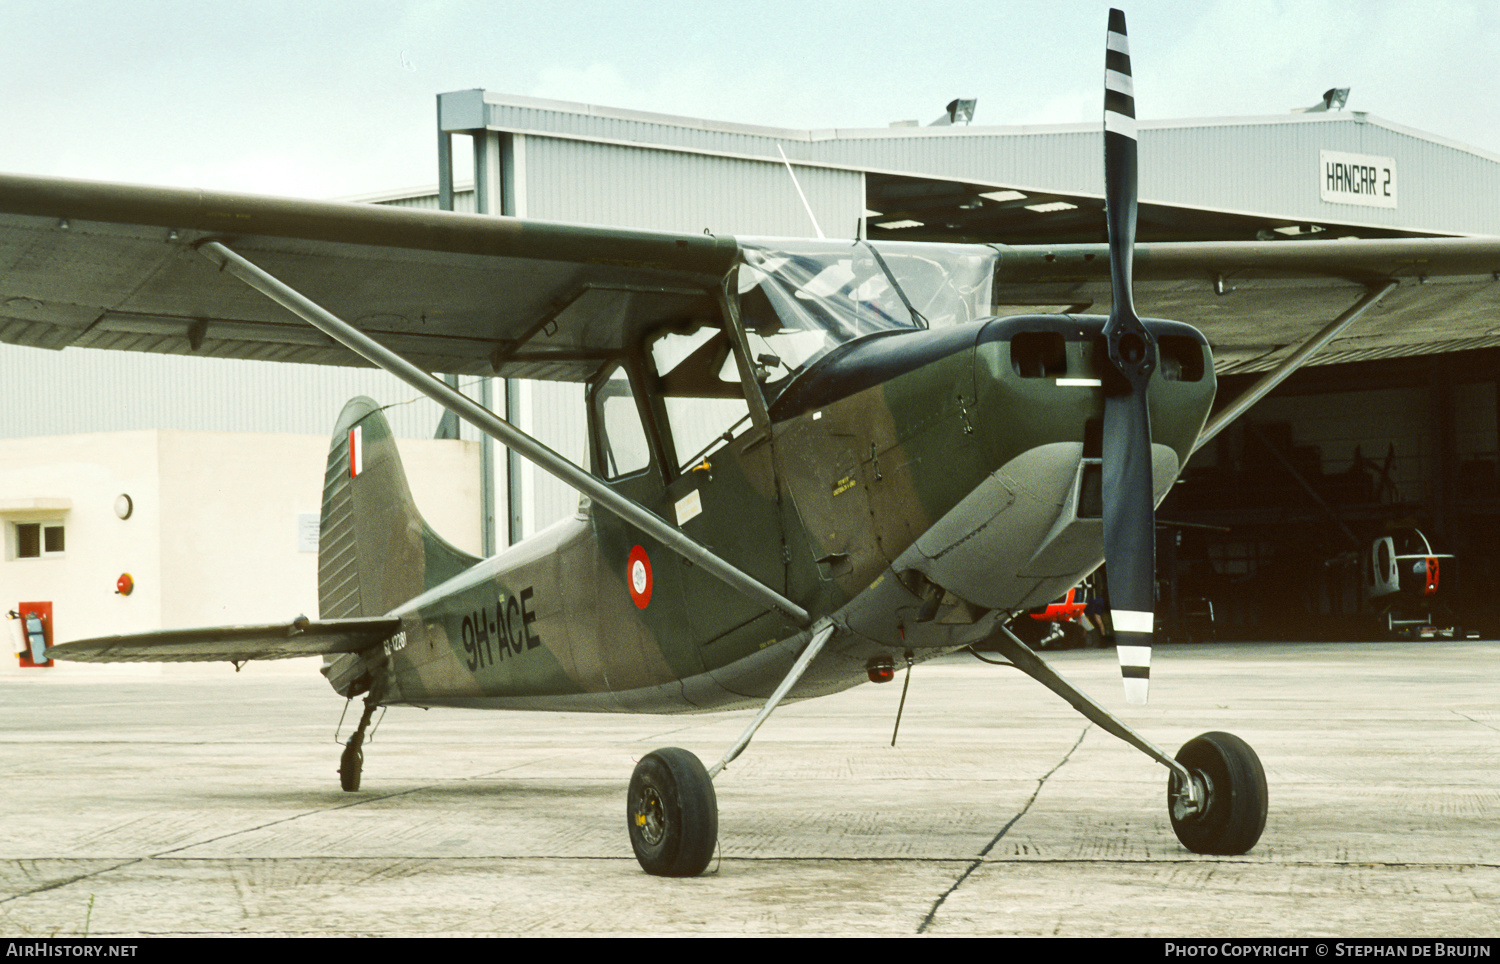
[1168,731,1267,855]
[339,743,362,792]
[627,747,718,877]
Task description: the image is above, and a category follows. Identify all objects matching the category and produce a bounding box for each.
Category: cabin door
[648,323,789,656]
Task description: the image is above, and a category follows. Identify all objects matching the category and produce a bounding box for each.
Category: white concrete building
[2,430,478,669]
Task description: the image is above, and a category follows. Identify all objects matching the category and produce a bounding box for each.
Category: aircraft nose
[968,315,1213,473]
[968,317,1106,462]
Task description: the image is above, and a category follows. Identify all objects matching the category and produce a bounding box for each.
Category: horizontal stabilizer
[47,616,401,664]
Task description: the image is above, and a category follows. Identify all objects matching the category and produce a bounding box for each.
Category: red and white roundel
[627,545,653,609]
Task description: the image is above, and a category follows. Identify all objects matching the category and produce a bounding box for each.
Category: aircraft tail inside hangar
[4,90,1500,643]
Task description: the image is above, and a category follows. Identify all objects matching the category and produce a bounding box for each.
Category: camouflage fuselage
[326,314,1214,714]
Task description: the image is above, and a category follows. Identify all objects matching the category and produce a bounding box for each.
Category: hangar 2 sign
[1320,150,1397,209]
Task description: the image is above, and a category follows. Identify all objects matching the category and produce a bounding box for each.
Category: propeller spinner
[1100,9,1159,704]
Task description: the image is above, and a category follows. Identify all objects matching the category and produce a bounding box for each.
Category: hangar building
[4,89,1498,652]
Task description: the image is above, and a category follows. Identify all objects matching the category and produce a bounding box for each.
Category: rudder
[318,397,480,619]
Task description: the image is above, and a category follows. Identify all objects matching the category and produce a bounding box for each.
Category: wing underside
[0,173,737,382]
[2,172,1499,379]
[46,616,401,663]
[992,237,1500,373]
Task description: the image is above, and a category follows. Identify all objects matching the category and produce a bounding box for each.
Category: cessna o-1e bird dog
[12,11,1500,876]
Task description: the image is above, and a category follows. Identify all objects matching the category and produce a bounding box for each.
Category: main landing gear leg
[627,621,837,877]
[984,624,1267,855]
[339,699,378,792]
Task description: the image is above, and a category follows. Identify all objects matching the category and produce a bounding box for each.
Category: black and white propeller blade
[1100,9,1158,704]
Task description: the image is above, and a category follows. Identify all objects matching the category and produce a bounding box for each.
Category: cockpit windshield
[736,239,997,405]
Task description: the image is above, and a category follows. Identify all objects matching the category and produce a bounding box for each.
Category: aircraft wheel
[339,742,363,792]
[627,747,718,877]
[1168,731,1267,855]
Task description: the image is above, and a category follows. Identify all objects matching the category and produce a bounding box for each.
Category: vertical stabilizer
[318,397,480,619]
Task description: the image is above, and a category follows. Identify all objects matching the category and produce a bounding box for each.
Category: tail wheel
[1168,731,1267,855]
[627,747,718,877]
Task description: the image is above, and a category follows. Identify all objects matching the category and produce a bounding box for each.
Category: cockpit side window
[648,324,752,472]
[590,363,651,480]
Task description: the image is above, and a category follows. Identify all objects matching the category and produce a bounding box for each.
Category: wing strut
[1195,281,1397,452]
[707,619,836,778]
[985,621,1204,816]
[196,240,812,629]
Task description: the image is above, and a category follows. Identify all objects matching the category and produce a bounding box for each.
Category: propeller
[1100,8,1158,705]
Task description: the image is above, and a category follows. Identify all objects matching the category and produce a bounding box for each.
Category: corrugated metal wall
[524,137,864,237]
[374,188,477,213]
[808,115,1500,236]
[0,342,480,441]
[486,97,813,169]
[1137,116,1500,234]
[477,91,1500,236]
[523,380,586,531]
[808,125,1103,198]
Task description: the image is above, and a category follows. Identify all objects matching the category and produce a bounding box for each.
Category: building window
[13,522,65,559]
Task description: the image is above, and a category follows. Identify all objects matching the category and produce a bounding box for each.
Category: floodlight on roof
[1293,87,1350,113]
[1024,201,1078,213]
[980,190,1027,203]
[876,219,924,229]
[928,98,977,126]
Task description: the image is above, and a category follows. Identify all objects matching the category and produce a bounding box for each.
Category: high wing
[993,237,1500,373]
[2,171,1499,378]
[46,616,401,663]
[0,173,738,382]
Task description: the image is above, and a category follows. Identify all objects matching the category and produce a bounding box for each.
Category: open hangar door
[1157,348,1500,642]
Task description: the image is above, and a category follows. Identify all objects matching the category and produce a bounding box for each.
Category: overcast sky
[3,0,1496,200]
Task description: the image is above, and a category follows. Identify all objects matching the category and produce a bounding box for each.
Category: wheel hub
[1171,769,1213,823]
[635,787,666,846]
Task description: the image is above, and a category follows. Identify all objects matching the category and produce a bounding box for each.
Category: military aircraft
[9,10,1500,877]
